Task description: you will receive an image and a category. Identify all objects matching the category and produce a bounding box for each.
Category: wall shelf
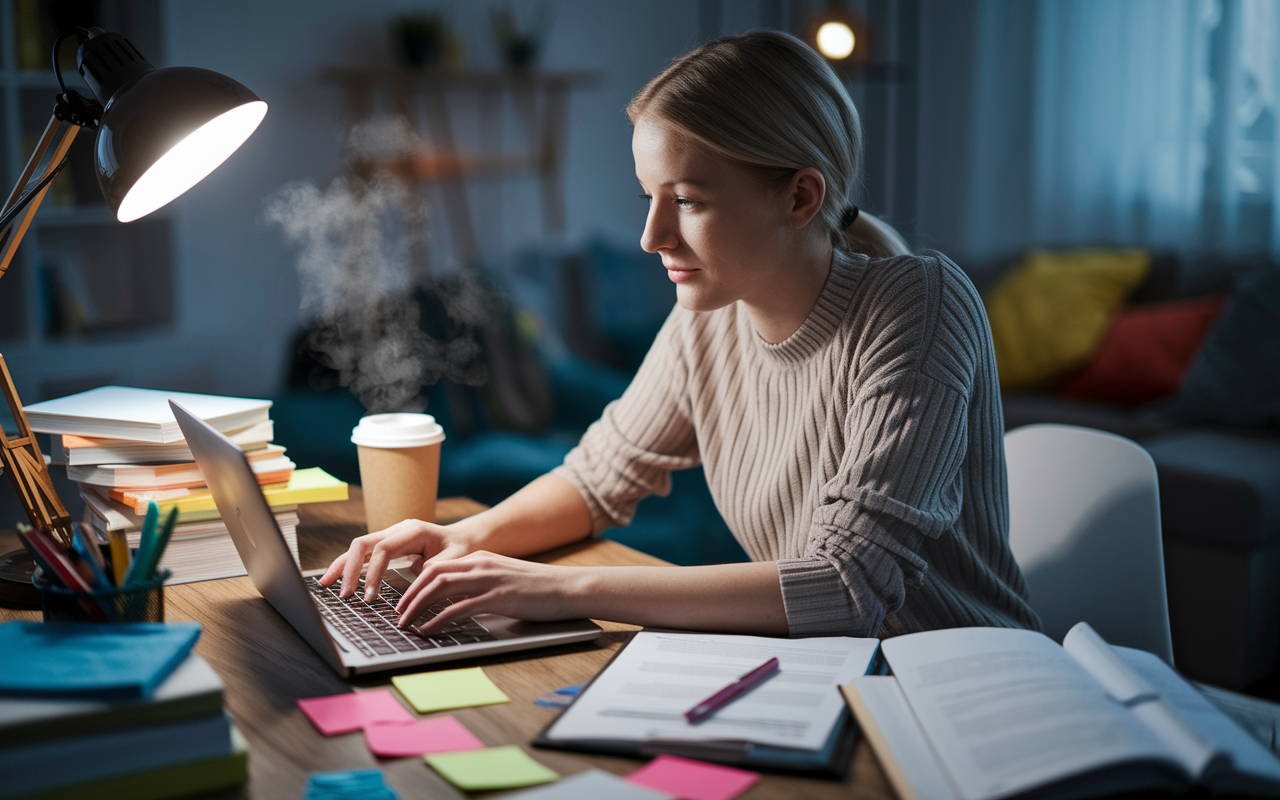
[0,0,173,401]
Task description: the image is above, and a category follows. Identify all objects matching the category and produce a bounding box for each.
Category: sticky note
[363,715,485,757]
[298,689,414,735]
[305,768,399,799]
[503,769,673,798]
[424,745,558,791]
[627,755,760,800]
[392,667,510,713]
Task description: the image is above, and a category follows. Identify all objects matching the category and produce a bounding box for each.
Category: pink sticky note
[298,689,415,735]
[363,716,486,757]
[627,755,760,800]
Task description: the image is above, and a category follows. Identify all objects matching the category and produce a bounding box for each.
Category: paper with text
[882,627,1174,800]
[546,631,878,751]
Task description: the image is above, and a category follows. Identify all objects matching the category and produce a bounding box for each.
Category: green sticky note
[425,745,558,791]
[391,667,510,713]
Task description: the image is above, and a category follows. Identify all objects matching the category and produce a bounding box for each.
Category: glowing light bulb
[816,21,856,60]
[116,100,268,223]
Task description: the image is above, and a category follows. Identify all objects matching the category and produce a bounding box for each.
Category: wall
[162,0,769,399]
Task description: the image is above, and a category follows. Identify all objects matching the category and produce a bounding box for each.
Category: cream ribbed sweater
[555,250,1040,637]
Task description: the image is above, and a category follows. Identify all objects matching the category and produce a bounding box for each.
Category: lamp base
[0,546,39,609]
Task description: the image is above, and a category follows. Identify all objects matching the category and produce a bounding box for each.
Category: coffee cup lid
[351,413,445,448]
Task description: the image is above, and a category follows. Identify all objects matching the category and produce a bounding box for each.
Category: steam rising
[265,117,489,413]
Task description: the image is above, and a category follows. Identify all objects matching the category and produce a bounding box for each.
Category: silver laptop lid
[170,400,346,673]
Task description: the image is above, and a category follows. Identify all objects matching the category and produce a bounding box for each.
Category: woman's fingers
[397,556,491,624]
[395,542,470,613]
[338,536,377,598]
[409,595,486,633]
[317,552,348,586]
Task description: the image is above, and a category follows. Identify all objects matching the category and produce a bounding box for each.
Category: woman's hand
[317,519,481,601]
[394,551,585,631]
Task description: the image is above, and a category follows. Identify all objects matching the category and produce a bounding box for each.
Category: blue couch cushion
[1144,431,1280,548]
[1173,267,1280,428]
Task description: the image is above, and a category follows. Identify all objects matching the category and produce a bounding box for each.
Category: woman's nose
[640,202,677,253]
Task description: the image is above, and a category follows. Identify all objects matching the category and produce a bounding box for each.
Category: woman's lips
[666,267,698,283]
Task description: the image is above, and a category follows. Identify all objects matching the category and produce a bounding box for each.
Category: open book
[843,622,1280,800]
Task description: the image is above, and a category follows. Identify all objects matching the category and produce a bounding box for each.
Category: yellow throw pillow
[984,249,1150,391]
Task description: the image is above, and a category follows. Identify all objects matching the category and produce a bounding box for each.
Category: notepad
[425,745,558,791]
[363,716,485,757]
[391,667,509,713]
[628,755,760,800]
[297,690,414,736]
[0,622,201,700]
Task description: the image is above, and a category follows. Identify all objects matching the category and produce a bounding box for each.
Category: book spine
[0,713,233,796]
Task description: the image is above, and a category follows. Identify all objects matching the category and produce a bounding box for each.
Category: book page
[882,627,1176,800]
[1114,646,1280,791]
[843,676,961,800]
[1062,623,1217,777]
[545,631,878,751]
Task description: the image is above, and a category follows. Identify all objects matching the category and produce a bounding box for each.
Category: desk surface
[0,490,894,799]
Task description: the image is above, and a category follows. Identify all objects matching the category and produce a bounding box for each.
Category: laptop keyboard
[305,576,496,658]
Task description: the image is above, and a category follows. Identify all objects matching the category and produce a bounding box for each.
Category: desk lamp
[0,27,266,549]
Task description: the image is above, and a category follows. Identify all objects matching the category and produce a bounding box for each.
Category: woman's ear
[787,167,826,230]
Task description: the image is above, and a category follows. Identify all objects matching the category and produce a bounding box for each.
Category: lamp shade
[77,31,267,222]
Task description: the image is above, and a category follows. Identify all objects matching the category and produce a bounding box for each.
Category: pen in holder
[33,567,169,623]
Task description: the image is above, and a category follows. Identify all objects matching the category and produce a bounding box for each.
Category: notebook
[535,630,881,777]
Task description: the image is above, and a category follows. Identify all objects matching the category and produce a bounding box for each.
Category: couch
[995,253,1280,690]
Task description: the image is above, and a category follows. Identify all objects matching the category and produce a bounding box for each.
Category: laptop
[170,400,602,676]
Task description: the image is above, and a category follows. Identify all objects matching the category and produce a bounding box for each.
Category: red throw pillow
[1058,295,1229,405]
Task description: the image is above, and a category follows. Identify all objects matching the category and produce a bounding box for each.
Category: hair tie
[840,204,859,229]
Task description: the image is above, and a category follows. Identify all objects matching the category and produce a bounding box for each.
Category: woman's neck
[742,238,834,344]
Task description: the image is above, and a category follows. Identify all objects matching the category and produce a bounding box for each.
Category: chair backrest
[1005,423,1174,664]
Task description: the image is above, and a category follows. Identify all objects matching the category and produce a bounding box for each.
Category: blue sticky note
[305,769,399,800]
[534,683,586,708]
[0,621,201,700]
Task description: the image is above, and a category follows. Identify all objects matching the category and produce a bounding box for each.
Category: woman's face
[632,116,822,314]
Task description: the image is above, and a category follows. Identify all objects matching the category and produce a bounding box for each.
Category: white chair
[1005,423,1175,664]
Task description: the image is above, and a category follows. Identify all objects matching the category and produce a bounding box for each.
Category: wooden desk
[0,490,894,799]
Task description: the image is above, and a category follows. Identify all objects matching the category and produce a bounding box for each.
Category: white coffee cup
[351,413,445,534]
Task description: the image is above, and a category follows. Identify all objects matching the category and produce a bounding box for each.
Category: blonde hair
[628,30,909,258]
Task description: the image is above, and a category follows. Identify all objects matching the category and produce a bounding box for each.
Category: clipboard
[531,629,880,779]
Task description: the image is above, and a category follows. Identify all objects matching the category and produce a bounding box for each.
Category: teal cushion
[1173,267,1280,428]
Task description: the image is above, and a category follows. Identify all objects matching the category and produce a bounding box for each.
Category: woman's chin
[675,284,733,313]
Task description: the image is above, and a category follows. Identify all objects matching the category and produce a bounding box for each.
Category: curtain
[963,0,1280,257]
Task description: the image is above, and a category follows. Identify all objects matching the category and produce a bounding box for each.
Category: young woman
[320,31,1039,639]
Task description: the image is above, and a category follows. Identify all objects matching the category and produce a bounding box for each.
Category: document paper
[546,631,878,751]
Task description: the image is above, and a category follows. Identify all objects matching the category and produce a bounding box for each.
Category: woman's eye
[639,194,653,203]
[675,197,698,208]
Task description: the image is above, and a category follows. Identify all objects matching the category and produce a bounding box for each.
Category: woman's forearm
[564,560,789,635]
[452,472,594,558]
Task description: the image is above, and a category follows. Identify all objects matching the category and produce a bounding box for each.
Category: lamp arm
[0,156,69,242]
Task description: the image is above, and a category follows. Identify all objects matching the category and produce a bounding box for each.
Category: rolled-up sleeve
[779,369,971,637]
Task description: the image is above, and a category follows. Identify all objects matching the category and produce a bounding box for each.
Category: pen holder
[32,569,170,623]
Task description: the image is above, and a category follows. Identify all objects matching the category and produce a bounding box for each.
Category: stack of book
[26,386,348,584]
[0,622,248,800]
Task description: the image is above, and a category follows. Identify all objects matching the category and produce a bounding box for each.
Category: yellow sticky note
[392,667,510,713]
[425,745,558,791]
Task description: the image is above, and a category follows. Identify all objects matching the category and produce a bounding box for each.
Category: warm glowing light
[117,100,268,222]
[816,21,856,60]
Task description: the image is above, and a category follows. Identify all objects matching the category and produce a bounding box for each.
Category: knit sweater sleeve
[553,307,701,533]
[778,254,980,637]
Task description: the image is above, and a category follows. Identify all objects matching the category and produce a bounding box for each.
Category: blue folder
[0,621,201,700]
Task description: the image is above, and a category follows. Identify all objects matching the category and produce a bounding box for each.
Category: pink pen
[684,657,780,724]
